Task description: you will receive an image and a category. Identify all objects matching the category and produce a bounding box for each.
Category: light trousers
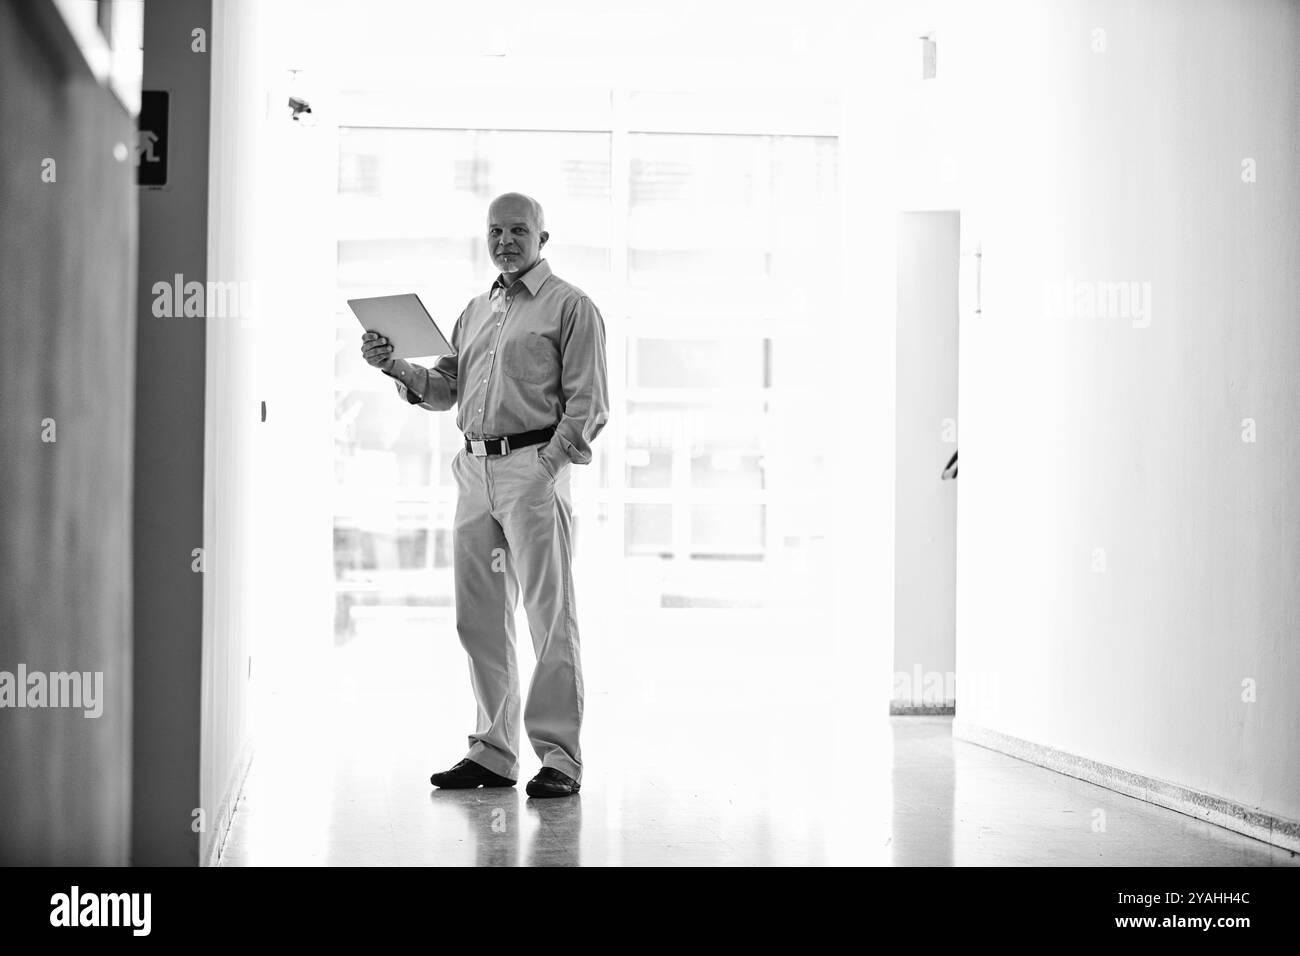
[450,442,584,783]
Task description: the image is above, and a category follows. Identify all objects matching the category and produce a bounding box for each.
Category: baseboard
[952,719,1300,854]
[202,739,254,868]
[891,700,956,715]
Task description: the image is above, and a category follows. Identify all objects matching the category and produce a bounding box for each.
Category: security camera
[287,96,312,121]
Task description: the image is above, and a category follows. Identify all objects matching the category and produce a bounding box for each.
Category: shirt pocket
[501,331,557,386]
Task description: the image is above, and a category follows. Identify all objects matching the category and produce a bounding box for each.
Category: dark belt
[465,425,556,457]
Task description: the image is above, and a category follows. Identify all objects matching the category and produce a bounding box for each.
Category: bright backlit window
[332,97,839,637]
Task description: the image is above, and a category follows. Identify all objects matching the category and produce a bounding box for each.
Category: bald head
[487,192,549,279]
[489,192,545,233]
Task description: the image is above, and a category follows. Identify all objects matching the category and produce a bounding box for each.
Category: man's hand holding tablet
[349,293,456,366]
[360,330,396,373]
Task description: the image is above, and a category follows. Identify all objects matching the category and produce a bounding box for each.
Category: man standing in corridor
[360,192,609,798]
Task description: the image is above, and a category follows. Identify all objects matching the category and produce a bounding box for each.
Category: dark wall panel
[0,0,138,865]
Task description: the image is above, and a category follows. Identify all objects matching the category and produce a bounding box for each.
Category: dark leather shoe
[430,758,516,789]
[526,767,581,798]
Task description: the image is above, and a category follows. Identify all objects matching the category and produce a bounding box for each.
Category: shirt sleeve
[383,306,464,411]
[546,295,610,465]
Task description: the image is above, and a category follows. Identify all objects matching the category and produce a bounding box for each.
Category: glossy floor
[220,609,1297,867]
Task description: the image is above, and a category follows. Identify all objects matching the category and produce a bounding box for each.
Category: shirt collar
[491,257,551,297]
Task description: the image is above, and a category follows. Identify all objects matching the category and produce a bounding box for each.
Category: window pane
[624,129,838,605]
[690,504,766,557]
[625,504,672,557]
[631,338,768,390]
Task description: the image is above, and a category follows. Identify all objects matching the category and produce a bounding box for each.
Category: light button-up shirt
[384,258,609,467]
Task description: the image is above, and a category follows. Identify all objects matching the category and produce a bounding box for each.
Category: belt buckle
[469,436,509,456]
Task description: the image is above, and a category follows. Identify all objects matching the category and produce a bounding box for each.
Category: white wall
[201,0,338,864]
[893,211,960,709]
[200,0,264,865]
[951,0,1300,826]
